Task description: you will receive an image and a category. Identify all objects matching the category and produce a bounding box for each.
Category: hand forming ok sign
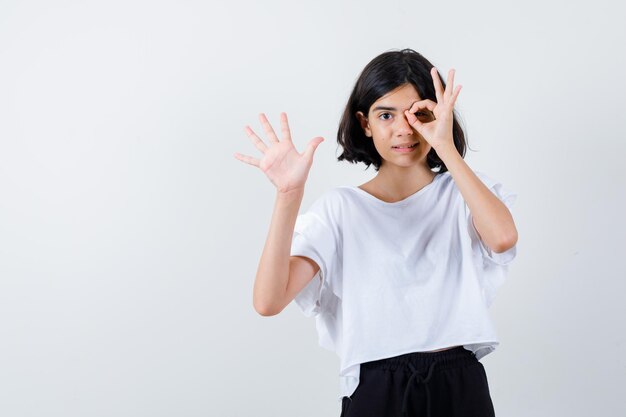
[404,67,462,152]
[234,112,325,194]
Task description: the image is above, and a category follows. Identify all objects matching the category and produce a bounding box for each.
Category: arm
[233,112,324,316]
[437,145,518,253]
[253,188,304,316]
[403,67,518,254]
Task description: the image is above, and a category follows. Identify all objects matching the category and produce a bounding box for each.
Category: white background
[1,0,625,416]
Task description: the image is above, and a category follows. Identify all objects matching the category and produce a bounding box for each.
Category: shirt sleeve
[290,194,340,318]
[465,171,518,266]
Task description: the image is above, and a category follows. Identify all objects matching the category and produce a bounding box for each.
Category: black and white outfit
[290,169,518,416]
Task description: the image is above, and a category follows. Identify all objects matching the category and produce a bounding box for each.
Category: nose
[396,114,414,136]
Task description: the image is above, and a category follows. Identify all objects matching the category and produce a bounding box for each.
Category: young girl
[234,48,518,417]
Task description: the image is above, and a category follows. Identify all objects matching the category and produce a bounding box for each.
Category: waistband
[360,347,478,417]
[360,346,477,373]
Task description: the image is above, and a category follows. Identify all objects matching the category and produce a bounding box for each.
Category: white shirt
[289,169,518,403]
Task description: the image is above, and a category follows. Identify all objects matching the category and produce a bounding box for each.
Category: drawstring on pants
[401,359,439,417]
[358,347,477,417]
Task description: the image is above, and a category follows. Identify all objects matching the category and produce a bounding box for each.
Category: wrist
[276,187,305,201]
[433,143,459,160]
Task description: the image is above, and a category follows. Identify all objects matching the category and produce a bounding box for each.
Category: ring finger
[445,69,455,100]
[244,125,269,154]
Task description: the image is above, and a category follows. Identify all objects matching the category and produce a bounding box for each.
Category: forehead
[370,84,422,112]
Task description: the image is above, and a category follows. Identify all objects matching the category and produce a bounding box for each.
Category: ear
[356,111,372,137]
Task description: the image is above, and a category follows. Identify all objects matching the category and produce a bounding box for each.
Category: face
[356,83,434,169]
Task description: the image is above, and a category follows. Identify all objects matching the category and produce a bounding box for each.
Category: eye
[415,111,434,120]
[378,112,392,121]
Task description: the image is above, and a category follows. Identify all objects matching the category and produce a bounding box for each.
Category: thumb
[303,136,325,160]
[404,110,424,132]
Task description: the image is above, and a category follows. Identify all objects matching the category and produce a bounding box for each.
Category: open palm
[234,112,324,194]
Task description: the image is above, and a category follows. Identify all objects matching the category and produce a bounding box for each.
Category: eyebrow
[371,106,398,112]
[371,105,427,113]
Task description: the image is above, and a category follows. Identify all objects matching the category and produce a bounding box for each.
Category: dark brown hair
[337,48,467,172]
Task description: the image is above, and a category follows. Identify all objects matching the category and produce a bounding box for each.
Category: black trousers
[340,346,496,417]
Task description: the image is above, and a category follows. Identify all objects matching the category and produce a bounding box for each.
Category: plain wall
[1,0,625,416]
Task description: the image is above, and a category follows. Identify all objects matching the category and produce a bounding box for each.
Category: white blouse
[290,170,518,403]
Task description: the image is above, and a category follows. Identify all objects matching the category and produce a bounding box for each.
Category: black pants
[340,346,496,417]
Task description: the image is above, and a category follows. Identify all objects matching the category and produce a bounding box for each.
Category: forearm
[436,145,518,252]
[253,187,305,315]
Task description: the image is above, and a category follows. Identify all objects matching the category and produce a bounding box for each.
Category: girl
[234,48,518,417]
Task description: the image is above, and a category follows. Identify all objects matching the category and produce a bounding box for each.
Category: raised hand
[404,67,462,152]
[234,112,325,194]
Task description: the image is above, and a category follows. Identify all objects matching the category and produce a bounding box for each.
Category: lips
[392,142,418,149]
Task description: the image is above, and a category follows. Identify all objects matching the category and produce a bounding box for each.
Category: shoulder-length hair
[337,48,467,172]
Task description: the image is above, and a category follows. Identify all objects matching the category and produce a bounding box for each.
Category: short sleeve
[466,171,518,266]
[290,195,340,318]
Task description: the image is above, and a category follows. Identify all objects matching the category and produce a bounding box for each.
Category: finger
[431,67,444,103]
[445,69,455,100]
[259,113,280,143]
[233,152,260,167]
[449,85,462,107]
[404,110,423,130]
[303,136,325,159]
[244,125,269,154]
[280,112,292,142]
[408,99,437,113]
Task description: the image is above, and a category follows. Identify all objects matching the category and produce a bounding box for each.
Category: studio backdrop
[0,0,624,416]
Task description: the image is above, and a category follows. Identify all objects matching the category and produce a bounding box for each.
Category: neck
[370,162,436,200]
